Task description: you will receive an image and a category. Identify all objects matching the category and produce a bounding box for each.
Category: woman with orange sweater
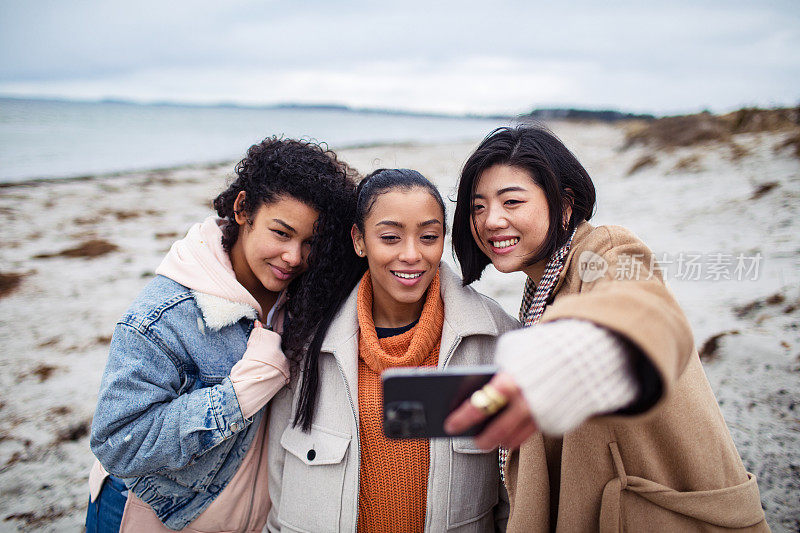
[266,168,518,532]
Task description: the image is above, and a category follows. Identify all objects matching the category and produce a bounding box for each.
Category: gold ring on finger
[481,384,507,407]
[470,385,508,416]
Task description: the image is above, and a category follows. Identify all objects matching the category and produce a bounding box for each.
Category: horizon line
[0,93,662,120]
[2,93,795,119]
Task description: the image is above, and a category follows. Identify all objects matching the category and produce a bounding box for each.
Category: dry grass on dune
[623,107,800,151]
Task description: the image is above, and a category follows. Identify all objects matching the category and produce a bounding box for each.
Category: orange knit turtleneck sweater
[356,269,444,533]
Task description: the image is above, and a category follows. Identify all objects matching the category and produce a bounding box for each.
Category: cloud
[1,0,798,113]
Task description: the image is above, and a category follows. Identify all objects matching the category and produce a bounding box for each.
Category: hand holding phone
[444,371,540,452]
[381,366,499,439]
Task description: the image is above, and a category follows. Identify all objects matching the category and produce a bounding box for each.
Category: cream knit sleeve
[495,319,639,436]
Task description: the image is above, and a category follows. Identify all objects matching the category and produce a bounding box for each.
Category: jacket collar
[552,221,594,295]
[438,261,500,339]
[191,289,287,332]
[192,291,258,331]
[319,280,361,397]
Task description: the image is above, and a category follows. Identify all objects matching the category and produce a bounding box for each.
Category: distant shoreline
[0,139,459,188]
[0,95,514,121]
[0,94,656,122]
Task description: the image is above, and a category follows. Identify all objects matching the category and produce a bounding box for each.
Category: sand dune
[0,120,798,531]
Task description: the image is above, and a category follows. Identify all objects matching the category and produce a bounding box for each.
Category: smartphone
[381,366,498,439]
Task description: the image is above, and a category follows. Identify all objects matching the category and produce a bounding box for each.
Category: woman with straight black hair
[445,125,768,531]
[452,125,597,283]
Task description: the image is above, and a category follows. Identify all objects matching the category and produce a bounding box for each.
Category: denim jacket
[90,275,261,530]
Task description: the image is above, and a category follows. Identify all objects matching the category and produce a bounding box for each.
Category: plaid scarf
[499,228,577,484]
[519,228,577,325]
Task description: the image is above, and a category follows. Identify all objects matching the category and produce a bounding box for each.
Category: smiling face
[352,187,445,327]
[230,192,319,311]
[471,164,555,281]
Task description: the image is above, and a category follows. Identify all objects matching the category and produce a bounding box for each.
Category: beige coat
[504,223,768,532]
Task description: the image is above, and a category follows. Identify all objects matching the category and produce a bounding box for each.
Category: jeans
[85,475,127,533]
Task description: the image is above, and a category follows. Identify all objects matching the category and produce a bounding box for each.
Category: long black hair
[452,125,596,285]
[213,137,362,377]
[293,168,446,431]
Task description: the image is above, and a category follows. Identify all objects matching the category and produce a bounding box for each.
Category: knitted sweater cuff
[496,319,639,436]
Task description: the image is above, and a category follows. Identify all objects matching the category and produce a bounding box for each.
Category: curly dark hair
[213,137,362,373]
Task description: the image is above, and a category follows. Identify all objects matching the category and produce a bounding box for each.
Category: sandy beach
[1,120,798,531]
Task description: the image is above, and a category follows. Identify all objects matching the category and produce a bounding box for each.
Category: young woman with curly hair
[266,169,517,532]
[444,125,768,531]
[85,137,361,532]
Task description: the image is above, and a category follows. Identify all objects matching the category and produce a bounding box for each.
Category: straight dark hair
[293,168,446,431]
[452,125,596,285]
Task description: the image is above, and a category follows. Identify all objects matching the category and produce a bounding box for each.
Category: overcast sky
[0,0,798,115]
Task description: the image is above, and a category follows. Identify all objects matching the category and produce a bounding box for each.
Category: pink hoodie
[90,216,290,533]
[155,216,290,418]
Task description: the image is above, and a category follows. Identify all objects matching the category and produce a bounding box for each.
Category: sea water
[0,98,509,183]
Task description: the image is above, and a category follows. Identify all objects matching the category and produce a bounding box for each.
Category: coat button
[307,449,316,461]
[231,422,239,432]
